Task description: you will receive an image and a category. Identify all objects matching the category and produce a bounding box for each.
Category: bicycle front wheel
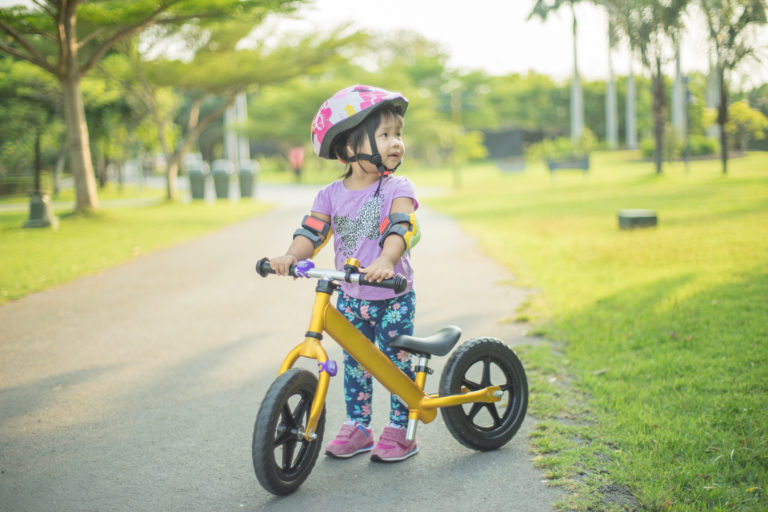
[252,368,325,495]
[439,337,528,451]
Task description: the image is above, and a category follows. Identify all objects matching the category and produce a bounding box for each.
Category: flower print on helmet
[311,85,408,160]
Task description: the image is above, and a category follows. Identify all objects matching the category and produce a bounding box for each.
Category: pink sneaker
[370,425,419,462]
[325,422,374,459]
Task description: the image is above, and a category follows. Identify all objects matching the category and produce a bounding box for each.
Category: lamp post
[24,131,58,229]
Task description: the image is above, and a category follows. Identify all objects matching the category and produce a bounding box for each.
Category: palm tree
[594,0,637,149]
[605,0,688,174]
[699,0,768,174]
[529,0,585,142]
[606,16,620,148]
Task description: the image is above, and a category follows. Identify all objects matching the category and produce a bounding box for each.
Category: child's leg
[375,291,416,427]
[336,292,376,426]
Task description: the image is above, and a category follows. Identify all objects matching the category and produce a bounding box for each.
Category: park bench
[546,154,590,177]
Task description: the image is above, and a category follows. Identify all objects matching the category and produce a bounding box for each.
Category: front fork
[278,336,331,441]
[277,280,335,441]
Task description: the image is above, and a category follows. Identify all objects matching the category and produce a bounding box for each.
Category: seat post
[407,353,431,441]
[414,354,430,390]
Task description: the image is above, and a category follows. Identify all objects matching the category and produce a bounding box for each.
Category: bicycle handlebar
[255,258,407,294]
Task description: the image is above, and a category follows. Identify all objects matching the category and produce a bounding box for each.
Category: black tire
[439,337,528,451]
[252,368,325,495]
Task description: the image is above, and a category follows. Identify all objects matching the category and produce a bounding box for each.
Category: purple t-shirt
[311,175,418,300]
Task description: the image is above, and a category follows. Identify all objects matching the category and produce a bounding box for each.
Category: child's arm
[270,211,331,276]
[362,197,415,282]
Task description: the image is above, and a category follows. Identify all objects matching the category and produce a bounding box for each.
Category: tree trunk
[166,159,180,201]
[34,130,42,192]
[626,63,637,150]
[53,147,66,197]
[570,3,584,143]
[59,6,99,212]
[717,65,729,175]
[672,39,686,140]
[652,56,666,175]
[61,74,100,211]
[606,22,618,149]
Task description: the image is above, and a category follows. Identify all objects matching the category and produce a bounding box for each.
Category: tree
[699,0,768,173]
[605,15,620,148]
[0,0,304,212]
[244,30,455,167]
[606,0,688,173]
[599,0,642,148]
[726,99,768,151]
[483,72,569,135]
[529,0,585,143]
[0,56,62,191]
[137,21,363,200]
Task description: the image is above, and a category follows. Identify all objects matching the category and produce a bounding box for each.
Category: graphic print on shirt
[333,194,382,258]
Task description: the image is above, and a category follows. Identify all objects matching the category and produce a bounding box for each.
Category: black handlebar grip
[255,257,273,277]
[256,258,299,278]
[359,273,407,294]
[391,274,407,294]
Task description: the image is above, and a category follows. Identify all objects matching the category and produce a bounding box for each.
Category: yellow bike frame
[278,281,502,441]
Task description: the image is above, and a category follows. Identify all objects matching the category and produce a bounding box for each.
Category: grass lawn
[423,152,767,511]
[0,181,165,205]
[0,191,269,304]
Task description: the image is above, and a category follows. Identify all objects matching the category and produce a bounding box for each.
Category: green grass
[0,181,164,205]
[424,152,768,511]
[2,154,765,509]
[0,198,269,304]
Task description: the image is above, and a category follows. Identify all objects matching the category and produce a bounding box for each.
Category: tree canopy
[0,0,306,211]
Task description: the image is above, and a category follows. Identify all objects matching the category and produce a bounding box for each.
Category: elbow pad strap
[294,215,331,256]
[379,212,421,251]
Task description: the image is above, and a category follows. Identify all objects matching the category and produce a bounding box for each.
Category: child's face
[356,113,405,172]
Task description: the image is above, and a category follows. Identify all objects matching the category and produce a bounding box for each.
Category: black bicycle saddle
[389,325,462,356]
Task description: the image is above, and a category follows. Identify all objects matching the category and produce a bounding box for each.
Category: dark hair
[332,104,404,178]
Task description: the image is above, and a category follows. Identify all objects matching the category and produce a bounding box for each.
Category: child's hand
[269,254,298,276]
[361,257,395,282]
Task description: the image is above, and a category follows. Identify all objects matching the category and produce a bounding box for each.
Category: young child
[269,85,421,462]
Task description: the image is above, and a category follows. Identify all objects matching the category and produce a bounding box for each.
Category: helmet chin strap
[346,119,401,195]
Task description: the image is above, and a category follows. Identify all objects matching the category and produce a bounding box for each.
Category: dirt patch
[599,483,642,511]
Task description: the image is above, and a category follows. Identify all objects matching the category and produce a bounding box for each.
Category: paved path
[0,184,562,511]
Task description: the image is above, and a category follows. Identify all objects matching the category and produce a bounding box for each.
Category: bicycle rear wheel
[252,368,325,495]
[439,337,528,451]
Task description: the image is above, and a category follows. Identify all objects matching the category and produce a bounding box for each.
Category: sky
[265,0,768,89]
[2,0,766,87]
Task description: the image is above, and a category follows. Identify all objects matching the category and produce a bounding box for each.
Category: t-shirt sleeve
[311,183,332,215]
[394,177,419,211]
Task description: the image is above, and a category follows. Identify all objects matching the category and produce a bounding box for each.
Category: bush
[526,128,596,162]
[640,133,718,160]
[688,134,719,157]
[640,137,656,159]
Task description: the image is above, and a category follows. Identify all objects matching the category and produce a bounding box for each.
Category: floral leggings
[335,290,416,428]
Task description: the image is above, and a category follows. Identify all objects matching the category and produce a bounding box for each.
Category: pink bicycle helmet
[311,84,408,161]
